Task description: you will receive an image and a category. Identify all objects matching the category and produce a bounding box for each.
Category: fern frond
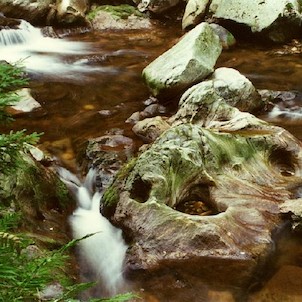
[0,231,22,254]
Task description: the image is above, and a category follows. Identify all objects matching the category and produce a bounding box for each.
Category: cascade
[0,19,93,78]
[0,19,41,46]
[59,168,128,297]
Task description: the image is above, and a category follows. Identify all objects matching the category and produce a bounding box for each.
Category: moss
[102,157,137,207]
[87,4,145,21]
[102,184,119,207]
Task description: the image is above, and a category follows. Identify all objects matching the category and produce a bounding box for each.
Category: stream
[1,19,302,301]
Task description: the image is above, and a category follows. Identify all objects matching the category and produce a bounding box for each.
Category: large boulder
[101,65,302,298]
[102,122,302,294]
[142,22,222,99]
[192,0,302,43]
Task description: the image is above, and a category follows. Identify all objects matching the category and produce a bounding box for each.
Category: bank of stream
[1,19,302,301]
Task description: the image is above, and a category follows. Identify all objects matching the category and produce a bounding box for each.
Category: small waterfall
[0,19,96,79]
[0,19,41,46]
[59,168,128,297]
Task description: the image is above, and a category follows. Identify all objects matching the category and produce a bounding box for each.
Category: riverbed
[1,19,302,301]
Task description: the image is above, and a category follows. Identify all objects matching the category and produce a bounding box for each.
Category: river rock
[9,88,42,115]
[89,5,152,30]
[55,0,89,25]
[132,116,171,142]
[136,0,181,14]
[103,121,302,292]
[170,68,264,128]
[102,64,302,296]
[0,0,54,25]
[85,134,135,190]
[182,0,209,30]
[142,22,222,99]
[208,0,302,43]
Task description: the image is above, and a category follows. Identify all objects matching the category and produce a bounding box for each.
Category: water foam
[59,168,128,296]
[0,19,103,79]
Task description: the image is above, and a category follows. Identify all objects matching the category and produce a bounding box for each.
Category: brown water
[2,22,302,301]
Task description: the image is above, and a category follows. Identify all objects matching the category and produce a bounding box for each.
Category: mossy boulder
[142,22,222,99]
[185,0,302,43]
[0,151,71,246]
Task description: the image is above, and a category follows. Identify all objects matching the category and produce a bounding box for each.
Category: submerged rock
[142,22,222,99]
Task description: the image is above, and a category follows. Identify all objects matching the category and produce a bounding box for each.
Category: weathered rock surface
[132,116,171,142]
[55,0,89,25]
[85,133,135,190]
[89,5,152,30]
[0,0,54,25]
[142,22,222,99]
[135,0,181,14]
[208,0,302,43]
[182,0,209,30]
[9,88,42,115]
[102,63,302,297]
[0,0,89,25]
[0,150,71,246]
[103,121,302,290]
[170,68,265,128]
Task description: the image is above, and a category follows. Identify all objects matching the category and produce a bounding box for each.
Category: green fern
[0,231,22,254]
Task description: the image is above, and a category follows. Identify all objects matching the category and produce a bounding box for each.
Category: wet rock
[280,198,302,232]
[142,22,222,99]
[85,134,135,190]
[102,66,302,293]
[209,67,263,112]
[9,88,42,115]
[170,68,264,129]
[209,24,236,49]
[0,150,71,243]
[132,116,171,142]
[104,122,302,289]
[89,5,152,30]
[0,0,54,25]
[182,0,209,30]
[136,0,181,14]
[208,0,302,43]
[55,0,89,25]
[0,15,22,29]
[38,282,64,300]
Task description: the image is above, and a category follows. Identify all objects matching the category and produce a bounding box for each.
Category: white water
[59,168,128,296]
[0,19,112,80]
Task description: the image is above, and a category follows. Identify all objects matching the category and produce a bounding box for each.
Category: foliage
[0,130,41,174]
[87,4,145,21]
[0,216,137,301]
[0,61,41,174]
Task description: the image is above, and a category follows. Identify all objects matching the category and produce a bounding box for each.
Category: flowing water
[1,19,302,301]
[58,168,128,297]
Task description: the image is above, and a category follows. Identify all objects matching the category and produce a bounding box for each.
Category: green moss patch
[87,4,145,21]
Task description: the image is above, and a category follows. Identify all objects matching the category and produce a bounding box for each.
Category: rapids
[59,168,128,297]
